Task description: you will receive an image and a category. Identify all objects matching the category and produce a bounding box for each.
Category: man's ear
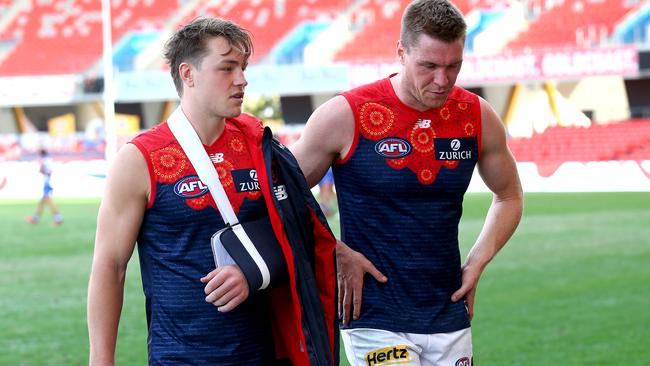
[180,62,194,87]
[397,40,405,64]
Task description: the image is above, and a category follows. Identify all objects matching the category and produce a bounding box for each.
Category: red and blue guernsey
[335,75,482,334]
[131,120,275,364]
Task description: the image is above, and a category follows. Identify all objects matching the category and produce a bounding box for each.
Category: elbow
[494,185,524,221]
[89,257,128,286]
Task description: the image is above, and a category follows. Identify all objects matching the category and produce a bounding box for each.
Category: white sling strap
[167,106,271,290]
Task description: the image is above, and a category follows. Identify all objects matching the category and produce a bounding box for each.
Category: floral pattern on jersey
[418,167,437,185]
[444,160,459,169]
[222,158,247,209]
[360,100,478,185]
[186,193,212,210]
[409,127,436,154]
[151,146,188,183]
[360,102,395,137]
[229,136,246,154]
[246,190,261,200]
[440,107,451,120]
[165,125,262,213]
[387,156,408,170]
[410,154,443,185]
[464,122,475,136]
[215,159,235,189]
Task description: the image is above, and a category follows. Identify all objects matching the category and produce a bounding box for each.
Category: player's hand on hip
[201,265,249,312]
[451,263,482,320]
[336,240,387,325]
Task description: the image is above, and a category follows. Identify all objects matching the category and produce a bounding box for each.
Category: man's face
[187,36,248,119]
[398,33,464,110]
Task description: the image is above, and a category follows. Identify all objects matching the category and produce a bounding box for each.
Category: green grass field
[1,192,649,365]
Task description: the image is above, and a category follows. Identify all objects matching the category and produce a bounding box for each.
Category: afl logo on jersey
[174,176,209,198]
[375,137,412,158]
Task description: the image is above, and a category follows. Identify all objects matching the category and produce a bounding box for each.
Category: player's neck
[390,74,428,112]
[178,103,226,146]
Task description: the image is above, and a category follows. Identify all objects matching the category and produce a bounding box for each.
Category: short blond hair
[400,0,467,50]
[164,17,253,96]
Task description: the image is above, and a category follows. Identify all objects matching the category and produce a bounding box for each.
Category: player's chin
[425,95,448,109]
[225,106,243,118]
[425,100,446,109]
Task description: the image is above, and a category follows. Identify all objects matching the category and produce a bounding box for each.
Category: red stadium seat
[506,0,639,52]
[0,0,178,76]
[175,0,349,63]
[507,120,650,176]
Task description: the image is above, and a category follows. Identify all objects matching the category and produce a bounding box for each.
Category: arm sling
[167,106,288,292]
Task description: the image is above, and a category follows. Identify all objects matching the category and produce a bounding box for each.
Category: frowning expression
[398,33,464,111]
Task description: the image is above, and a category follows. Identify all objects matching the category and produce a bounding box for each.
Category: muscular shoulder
[306,95,354,155]
[478,96,508,155]
[105,144,150,203]
[312,95,353,125]
[131,123,175,152]
[290,95,354,185]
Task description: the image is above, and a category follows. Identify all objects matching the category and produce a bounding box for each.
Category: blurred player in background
[291,0,523,364]
[317,167,336,217]
[25,148,63,225]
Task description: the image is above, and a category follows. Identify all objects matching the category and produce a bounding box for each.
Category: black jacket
[234,115,339,366]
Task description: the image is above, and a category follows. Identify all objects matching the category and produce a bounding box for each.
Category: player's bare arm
[87,144,149,365]
[291,95,387,325]
[451,97,524,319]
[290,95,354,187]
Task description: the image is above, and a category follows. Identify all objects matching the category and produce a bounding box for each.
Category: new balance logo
[209,153,224,163]
[273,185,288,200]
[416,119,431,128]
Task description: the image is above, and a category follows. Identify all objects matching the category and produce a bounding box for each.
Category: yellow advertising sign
[115,113,140,135]
[47,113,76,136]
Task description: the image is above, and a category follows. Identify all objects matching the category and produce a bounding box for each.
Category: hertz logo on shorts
[365,345,410,366]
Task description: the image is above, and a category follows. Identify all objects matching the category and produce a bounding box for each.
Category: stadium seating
[1,0,649,170]
[507,119,650,176]
[332,0,510,62]
[0,0,648,73]
[0,0,14,13]
[175,0,349,63]
[614,3,650,45]
[506,0,640,52]
[332,0,409,63]
[0,0,177,76]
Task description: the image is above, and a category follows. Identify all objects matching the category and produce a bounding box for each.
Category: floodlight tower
[101,0,117,162]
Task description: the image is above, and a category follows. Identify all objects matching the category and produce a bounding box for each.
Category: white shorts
[341,327,472,366]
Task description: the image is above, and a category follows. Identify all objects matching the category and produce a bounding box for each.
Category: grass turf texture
[0,192,648,365]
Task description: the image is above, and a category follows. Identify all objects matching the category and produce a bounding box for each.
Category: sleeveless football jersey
[130,118,274,365]
[335,75,482,334]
